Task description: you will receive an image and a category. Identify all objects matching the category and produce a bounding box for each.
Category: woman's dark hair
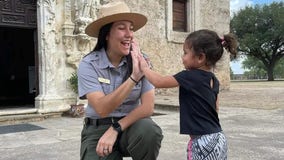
[185,29,238,66]
[93,22,133,81]
[93,23,113,51]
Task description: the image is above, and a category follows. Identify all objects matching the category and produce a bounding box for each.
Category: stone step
[0,112,62,125]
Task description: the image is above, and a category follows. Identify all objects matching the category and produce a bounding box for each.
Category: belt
[84,117,124,126]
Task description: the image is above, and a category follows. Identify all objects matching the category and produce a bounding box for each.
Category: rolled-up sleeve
[140,77,154,95]
[78,59,102,99]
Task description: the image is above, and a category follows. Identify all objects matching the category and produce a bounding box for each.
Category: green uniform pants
[80,117,163,160]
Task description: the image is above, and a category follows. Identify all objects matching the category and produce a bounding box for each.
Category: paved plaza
[0,96,284,160]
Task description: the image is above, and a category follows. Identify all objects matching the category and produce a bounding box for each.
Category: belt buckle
[84,118,89,126]
[111,117,114,124]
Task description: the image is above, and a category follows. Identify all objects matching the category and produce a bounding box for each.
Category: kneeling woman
[78,2,163,160]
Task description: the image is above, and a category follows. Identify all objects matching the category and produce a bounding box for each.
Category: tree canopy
[230,2,284,81]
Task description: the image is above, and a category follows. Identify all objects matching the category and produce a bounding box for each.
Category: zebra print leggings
[187,132,227,160]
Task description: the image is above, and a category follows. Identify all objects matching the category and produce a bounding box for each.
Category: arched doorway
[0,0,37,108]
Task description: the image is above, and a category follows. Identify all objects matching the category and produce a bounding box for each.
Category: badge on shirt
[98,77,110,84]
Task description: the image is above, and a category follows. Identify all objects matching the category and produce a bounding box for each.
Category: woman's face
[106,21,134,56]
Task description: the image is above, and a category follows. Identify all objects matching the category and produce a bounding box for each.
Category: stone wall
[127,0,231,93]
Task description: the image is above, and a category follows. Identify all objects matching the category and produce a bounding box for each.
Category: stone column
[35,0,69,113]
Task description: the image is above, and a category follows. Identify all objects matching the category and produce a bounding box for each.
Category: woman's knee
[128,118,163,145]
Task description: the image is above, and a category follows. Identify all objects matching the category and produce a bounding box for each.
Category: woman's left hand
[96,127,118,157]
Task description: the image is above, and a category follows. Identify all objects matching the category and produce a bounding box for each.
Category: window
[167,0,195,43]
[173,0,187,32]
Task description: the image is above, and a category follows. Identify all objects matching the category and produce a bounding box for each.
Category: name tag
[98,77,110,84]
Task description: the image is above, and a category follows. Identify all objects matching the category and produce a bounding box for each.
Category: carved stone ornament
[62,0,98,69]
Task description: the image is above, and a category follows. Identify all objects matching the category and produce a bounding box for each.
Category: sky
[229,0,283,74]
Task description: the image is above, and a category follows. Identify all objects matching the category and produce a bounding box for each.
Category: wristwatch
[112,122,122,134]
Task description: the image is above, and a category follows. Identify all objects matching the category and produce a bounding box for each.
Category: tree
[242,56,267,79]
[242,55,284,79]
[230,67,234,79]
[230,2,284,81]
[274,58,284,78]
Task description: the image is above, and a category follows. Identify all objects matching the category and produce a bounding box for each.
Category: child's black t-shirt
[173,69,222,135]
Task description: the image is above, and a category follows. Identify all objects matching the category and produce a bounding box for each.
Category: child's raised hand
[130,39,144,80]
[138,54,150,72]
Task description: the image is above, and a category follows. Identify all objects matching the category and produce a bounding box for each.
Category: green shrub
[68,72,78,94]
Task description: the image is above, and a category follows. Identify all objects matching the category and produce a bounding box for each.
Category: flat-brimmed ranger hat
[85,2,147,37]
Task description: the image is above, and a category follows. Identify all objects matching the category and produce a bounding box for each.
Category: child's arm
[143,68,178,88]
[138,55,179,88]
[216,95,219,113]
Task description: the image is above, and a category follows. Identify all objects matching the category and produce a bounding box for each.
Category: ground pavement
[0,95,283,160]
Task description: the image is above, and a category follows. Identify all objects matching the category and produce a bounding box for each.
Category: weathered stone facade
[36,0,230,113]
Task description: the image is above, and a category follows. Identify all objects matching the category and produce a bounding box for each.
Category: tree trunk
[267,68,274,81]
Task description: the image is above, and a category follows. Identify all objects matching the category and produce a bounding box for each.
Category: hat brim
[85,13,147,37]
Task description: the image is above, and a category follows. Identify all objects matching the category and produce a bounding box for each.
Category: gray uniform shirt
[78,48,154,119]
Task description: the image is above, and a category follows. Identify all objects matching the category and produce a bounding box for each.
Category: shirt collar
[98,48,127,69]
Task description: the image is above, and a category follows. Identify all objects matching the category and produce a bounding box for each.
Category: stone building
[0,0,231,115]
